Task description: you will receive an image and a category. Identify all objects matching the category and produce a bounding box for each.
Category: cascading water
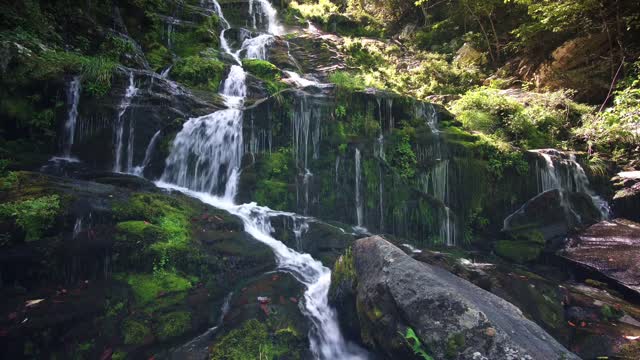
[133,129,161,176]
[62,76,81,158]
[532,149,610,219]
[157,1,367,357]
[114,71,139,173]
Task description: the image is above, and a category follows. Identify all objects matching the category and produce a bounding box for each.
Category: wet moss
[122,319,151,345]
[494,240,542,263]
[172,56,226,92]
[117,271,192,305]
[156,311,192,340]
[210,319,304,360]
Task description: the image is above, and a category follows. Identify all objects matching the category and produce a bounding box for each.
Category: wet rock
[351,236,578,359]
[503,189,600,246]
[561,219,640,298]
[612,171,640,222]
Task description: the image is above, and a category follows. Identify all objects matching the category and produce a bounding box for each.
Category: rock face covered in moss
[0,171,276,359]
[347,236,578,360]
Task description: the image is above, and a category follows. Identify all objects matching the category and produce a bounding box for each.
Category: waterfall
[239,34,275,60]
[415,102,439,133]
[248,0,284,35]
[421,159,456,246]
[532,149,610,219]
[160,110,243,201]
[62,76,81,158]
[156,1,367,357]
[114,71,139,173]
[293,217,310,251]
[132,129,161,176]
[355,148,364,229]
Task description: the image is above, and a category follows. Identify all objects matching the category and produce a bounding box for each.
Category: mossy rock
[122,319,152,345]
[155,311,192,340]
[172,56,226,92]
[210,319,305,360]
[118,271,192,305]
[494,240,542,263]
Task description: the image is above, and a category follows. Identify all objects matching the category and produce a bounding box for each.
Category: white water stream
[159,1,368,358]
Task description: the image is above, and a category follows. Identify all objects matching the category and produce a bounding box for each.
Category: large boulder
[561,219,640,298]
[351,236,578,360]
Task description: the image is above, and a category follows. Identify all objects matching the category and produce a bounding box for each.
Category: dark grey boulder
[352,236,579,360]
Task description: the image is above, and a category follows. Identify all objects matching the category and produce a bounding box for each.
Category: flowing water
[132,129,161,176]
[114,71,139,173]
[158,1,367,357]
[62,76,81,158]
[532,149,610,219]
[355,148,364,229]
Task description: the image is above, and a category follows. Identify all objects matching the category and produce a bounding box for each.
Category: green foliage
[328,71,366,91]
[99,34,136,61]
[332,247,356,288]
[242,59,287,94]
[289,0,338,23]
[402,327,433,360]
[451,87,590,149]
[388,134,417,179]
[156,311,192,340]
[210,319,302,360]
[575,61,640,160]
[0,194,60,241]
[122,319,151,345]
[119,271,192,305]
[242,59,280,81]
[172,56,225,92]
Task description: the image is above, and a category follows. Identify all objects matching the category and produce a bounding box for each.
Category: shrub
[0,194,60,241]
[329,71,366,91]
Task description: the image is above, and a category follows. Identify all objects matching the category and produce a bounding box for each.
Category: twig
[599,57,625,112]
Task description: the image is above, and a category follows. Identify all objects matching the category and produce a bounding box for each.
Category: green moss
[119,271,192,305]
[210,319,300,360]
[111,352,127,360]
[494,240,542,263]
[0,194,60,241]
[122,319,151,345]
[445,333,465,358]
[172,56,225,92]
[332,247,356,291]
[242,59,280,81]
[155,311,192,340]
[116,220,165,241]
[146,43,173,71]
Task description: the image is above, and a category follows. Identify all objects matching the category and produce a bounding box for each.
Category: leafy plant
[0,194,60,241]
[402,327,433,360]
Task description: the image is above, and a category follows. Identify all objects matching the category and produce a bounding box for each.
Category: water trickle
[355,148,364,229]
[533,149,610,219]
[160,65,173,78]
[292,217,310,251]
[421,159,456,246]
[62,76,81,158]
[114,71,139,173]
[415,102,439,133]
[133,129,161,176]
